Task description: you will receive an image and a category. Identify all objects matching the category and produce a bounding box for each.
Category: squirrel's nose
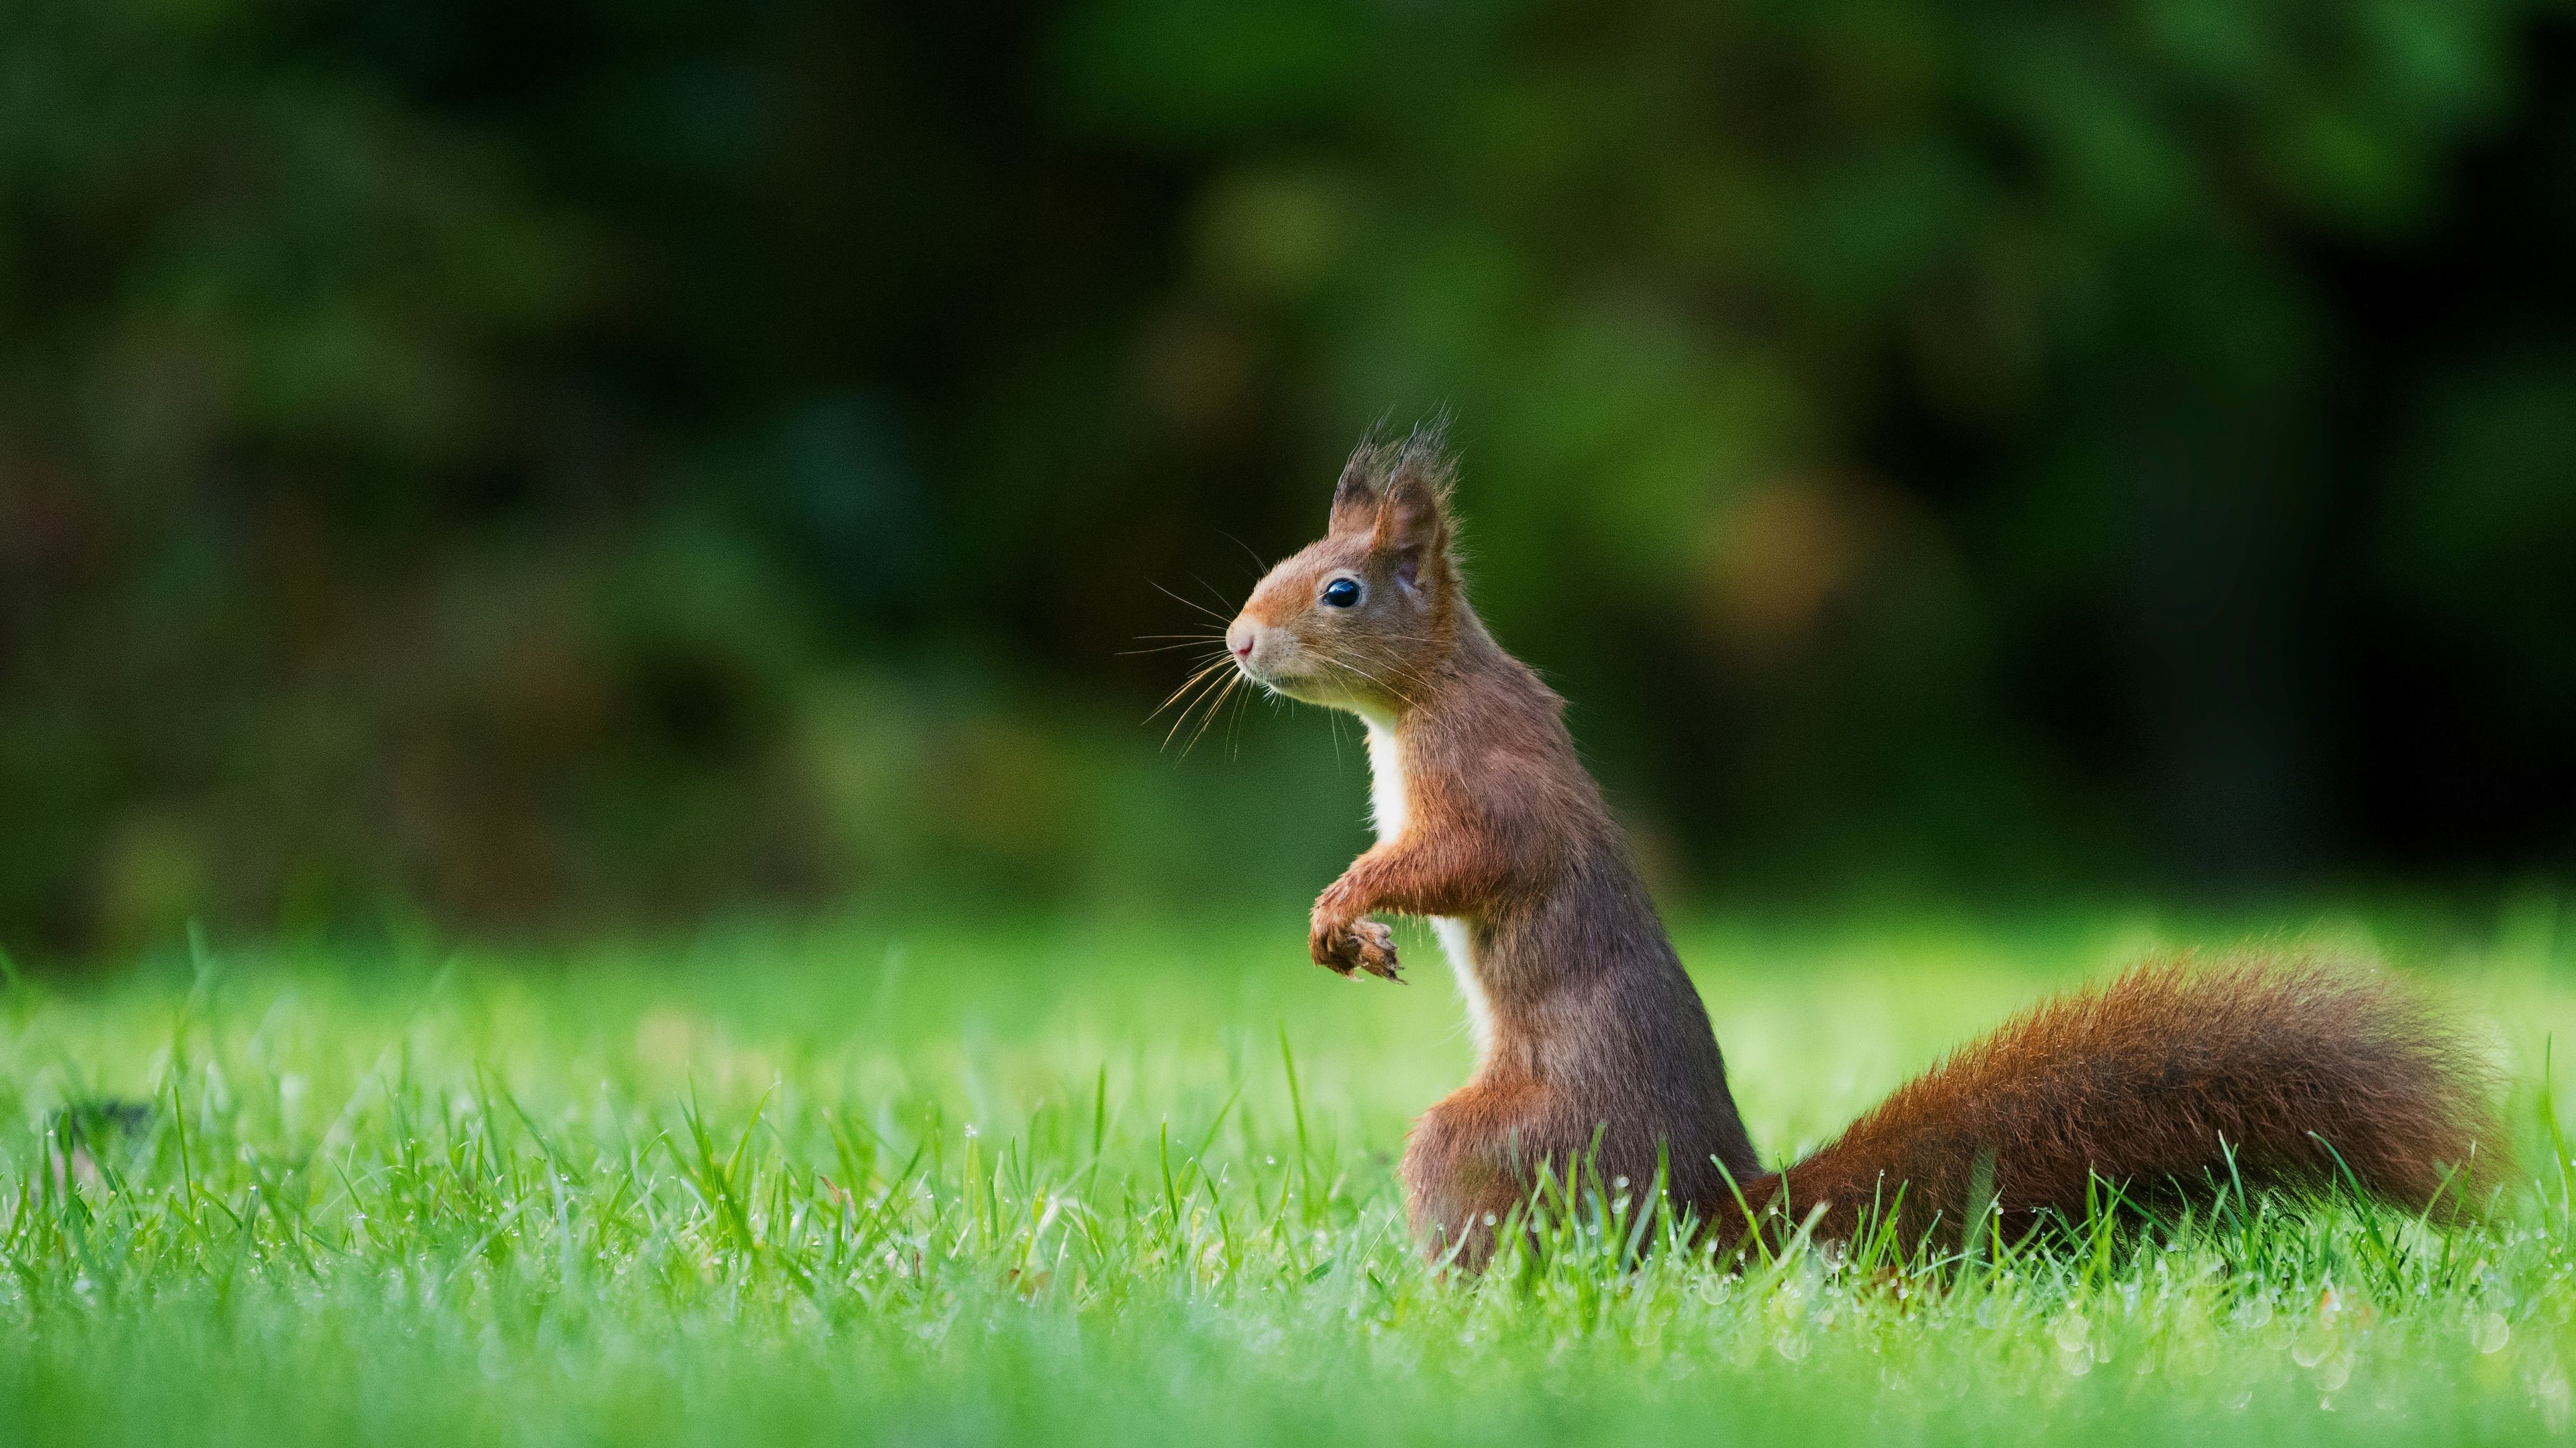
[1226,620,1258,663]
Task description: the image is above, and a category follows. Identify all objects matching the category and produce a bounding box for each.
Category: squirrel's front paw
[1311,916,1402,981]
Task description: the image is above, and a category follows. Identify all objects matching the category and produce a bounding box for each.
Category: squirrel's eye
[1320,577,1362,609]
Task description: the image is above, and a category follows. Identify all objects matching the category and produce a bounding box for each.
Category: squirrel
[1221,422,2502,1269]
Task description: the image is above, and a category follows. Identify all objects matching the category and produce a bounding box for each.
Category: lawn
[3,904,2572,1445]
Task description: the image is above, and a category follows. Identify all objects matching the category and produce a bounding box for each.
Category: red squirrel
[1222,423,2502,1268]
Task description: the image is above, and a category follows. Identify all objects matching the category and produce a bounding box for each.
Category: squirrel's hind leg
[1400,1077,1556,1270]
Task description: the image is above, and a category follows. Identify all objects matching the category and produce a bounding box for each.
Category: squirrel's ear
[1328,456,1380,537]
[1373,460,1449,594]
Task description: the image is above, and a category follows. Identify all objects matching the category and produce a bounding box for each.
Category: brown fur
[1225,424,2501,1269]
[1710,956,2504,1256]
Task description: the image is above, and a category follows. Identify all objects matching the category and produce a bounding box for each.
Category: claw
[1313,917,1401,980]
[1347,921,1401,982]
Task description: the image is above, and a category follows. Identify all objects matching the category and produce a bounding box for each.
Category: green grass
[4,906,2576,1445]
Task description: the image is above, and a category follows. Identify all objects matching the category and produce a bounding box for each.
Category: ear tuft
[1328,418,1459,589]
[1372,420,1456,590]
[1328,448,1380,536]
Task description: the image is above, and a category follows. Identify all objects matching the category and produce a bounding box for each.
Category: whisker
[1347,643,1437,692]
[1345,646,1420,681]
[1328,660,1392,695]
[1327,654,1408,699]
[1149,579,1231,623]
[1163,668,1234,752]
[1146,658,1233,721]
[1237,673,1263,733]
[1218,666,1260,758]
[1186,572,1239,615]
[1180,670,1243,757]
[1161,688,1229,753]
[1159,658,1245,748]
[1117,641,1231,657]
[1216,530,1270,575]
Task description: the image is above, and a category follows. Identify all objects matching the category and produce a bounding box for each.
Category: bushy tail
[1703,955,2505,1254]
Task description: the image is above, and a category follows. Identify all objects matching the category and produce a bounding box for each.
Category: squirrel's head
[1226,425,1460,720]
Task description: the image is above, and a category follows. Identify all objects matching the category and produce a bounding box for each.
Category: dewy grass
[1,909,2573,1445]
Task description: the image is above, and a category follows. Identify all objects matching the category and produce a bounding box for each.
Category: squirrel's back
[1704,955,2503,1252]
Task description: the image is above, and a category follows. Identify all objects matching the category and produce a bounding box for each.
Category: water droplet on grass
[2316,1351,2353,1393]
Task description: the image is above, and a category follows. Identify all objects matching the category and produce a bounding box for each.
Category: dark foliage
[4,0,2575,948]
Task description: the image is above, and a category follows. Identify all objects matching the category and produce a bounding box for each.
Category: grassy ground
[4,904,2575,1445]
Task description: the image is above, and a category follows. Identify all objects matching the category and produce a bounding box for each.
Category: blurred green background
[7,0,2576,957]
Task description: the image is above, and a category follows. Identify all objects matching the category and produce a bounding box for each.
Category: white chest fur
[1362,720,1493,1062]
[1362,720,1410,841]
